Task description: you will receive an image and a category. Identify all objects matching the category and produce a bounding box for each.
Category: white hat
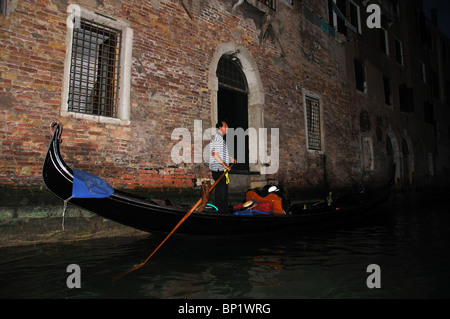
[268,186,278,193]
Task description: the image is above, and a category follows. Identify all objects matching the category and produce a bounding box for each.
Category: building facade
[1,0,449,200]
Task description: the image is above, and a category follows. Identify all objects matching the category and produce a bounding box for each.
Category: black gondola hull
[42,123,392,236]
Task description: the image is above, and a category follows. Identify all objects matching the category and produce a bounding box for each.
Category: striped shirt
[209,130,230,171]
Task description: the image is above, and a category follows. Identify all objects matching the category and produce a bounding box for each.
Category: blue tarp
[233,210,272,216]
[72,169,114,198]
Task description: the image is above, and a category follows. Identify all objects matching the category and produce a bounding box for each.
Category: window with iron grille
[217,56,248,93]
[0,0,7,15]
[258,0,276,11]
[68,19,122,118]
[62,5,132,124]
[395,38,404,66]
[349,0,361,34]
[305,96,322,151]
[354,59,366,93]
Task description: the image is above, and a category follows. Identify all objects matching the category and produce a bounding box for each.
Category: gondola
[42,122,392,236]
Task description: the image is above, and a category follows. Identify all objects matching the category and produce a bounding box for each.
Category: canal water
[1,196,449,300]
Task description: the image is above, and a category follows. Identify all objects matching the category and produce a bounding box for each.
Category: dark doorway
[401,138,410,188]
[217,56,249,171]
[386,135,395,180]
[218,87,249,171]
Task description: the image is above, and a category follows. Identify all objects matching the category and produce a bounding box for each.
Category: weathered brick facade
[1,0,449,201]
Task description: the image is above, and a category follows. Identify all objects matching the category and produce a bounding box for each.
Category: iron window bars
[305,96,322,151]
[258,0,276,10]
[217,56,248,93]
[68,18,122,118]
[0,0,7,15]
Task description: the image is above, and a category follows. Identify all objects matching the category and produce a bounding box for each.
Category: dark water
[1,198,450,299]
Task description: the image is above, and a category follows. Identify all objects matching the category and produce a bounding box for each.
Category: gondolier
[209,120,236,213]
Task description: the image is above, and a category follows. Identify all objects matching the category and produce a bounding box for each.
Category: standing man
[210,120,236,213]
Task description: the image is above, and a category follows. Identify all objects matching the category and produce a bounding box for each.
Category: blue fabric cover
[233,210,272,216]
[72,169,114,198]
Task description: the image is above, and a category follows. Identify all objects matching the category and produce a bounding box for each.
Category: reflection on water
[1,199,450,299]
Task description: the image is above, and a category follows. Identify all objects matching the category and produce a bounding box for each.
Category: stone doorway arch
[401,133,415,189]
[209,42,265,173]
[386,131,400,186]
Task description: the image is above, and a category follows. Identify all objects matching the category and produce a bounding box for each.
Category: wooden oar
[114,166,232,280]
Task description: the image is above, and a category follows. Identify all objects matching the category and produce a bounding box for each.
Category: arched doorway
[401,136,414,189]
[386,134,395,178]
[386,131,400,187]
[209,42,265,174]
[402,139,410,188]
[216,55,249,171]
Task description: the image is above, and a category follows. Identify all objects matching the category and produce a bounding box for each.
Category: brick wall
[1,0,449,198]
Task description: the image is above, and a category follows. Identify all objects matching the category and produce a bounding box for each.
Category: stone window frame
[380,27,389,56]
[302,89,325,154]
[354,58,367,93]
[349,0,362,34]
[329,0,348,37]
[280,0,293,8]
[61,4,133,125]
[383,75,392,106]
[394,37,404,66]
[0,0,7,15]
[419,60,427,84]
[361,135,374,172]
